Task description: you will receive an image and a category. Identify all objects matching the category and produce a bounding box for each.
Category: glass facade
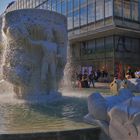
[70,36,114,75]
[79,36,114,58]
[5,0,114,30]
[70,35,140,78]
[114,0,139,21]
[4,0,140,79]
[5,0,140,32]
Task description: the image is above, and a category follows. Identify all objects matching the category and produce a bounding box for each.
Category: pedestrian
[89,71,95,87]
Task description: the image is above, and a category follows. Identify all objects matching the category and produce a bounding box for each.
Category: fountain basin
[0,88,112,140]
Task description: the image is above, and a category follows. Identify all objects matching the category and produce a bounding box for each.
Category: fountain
[1,9,68,101]
[0,9,102,140]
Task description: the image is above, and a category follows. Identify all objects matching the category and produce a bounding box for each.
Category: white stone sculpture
[126,78,140,92]
[84,88,140,139]
[1,9,67,100]
[108,96,140,140]
[110,78,140,93]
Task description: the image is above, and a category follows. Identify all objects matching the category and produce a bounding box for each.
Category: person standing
[89,71,95,87]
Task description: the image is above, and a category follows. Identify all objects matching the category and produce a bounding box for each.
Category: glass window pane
[68,12,73,29]
[26,0,32,8]
[74,10,80,27]
[52,0,57,11]
[125,37,131,52]
[87,40,95,54]
[57,1,61,14]
[96,38,104,52]
[80,0,86,5]
[96,0,104,21]
[47,0,52,10]
[74,0,79,8]
[68,0,73,29]
[88,0,95,23]
[105,0,112,18]
[74,0,80,27]
[105,36,113,51]
[124,0,130,19]
[81,42,88,55]
[114,0,122,17]
[132,38,139,52]
[132,1,138,21]
[68,0,73,13]
[80,7,87,25]
[80,0,87,26]
[61,0,67,15]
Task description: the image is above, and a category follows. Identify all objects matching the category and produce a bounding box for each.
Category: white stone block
[1,9,67,100]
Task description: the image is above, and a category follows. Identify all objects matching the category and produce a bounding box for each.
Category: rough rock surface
[1,9,67,100]
[109,96,140,140]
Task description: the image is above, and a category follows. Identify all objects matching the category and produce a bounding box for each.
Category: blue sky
[0,0,13,14]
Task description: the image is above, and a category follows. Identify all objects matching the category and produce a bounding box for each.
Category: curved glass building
[2,0,140,79]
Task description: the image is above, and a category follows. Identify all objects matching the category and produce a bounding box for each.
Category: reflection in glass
[96,0,104,21]
[88,0,95,23]
[52,0,57,11]
[68,12,73,30]
[68,0,73,30]
[57,1,62,14]
[132,1,138,21]
[80,0,87,26]
[124,0,130,19]
[74,0,80,28]
[105,0,112,18]
[114,0,122,17]
[105,36,113,51]
[96,38,104,53]
[61,0,67,15]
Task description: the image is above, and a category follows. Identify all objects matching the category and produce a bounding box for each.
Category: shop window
[80,42,88,55]
[115,36,131,52]
[105,36,113,52]
[96,38,104,53]
[132,38,139,53]
[87,40,95,54]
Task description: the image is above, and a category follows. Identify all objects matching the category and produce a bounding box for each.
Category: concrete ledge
[0,127,109,140]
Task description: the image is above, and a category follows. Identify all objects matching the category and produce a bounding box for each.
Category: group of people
[71,69,108,88]
[125,67,140,79]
